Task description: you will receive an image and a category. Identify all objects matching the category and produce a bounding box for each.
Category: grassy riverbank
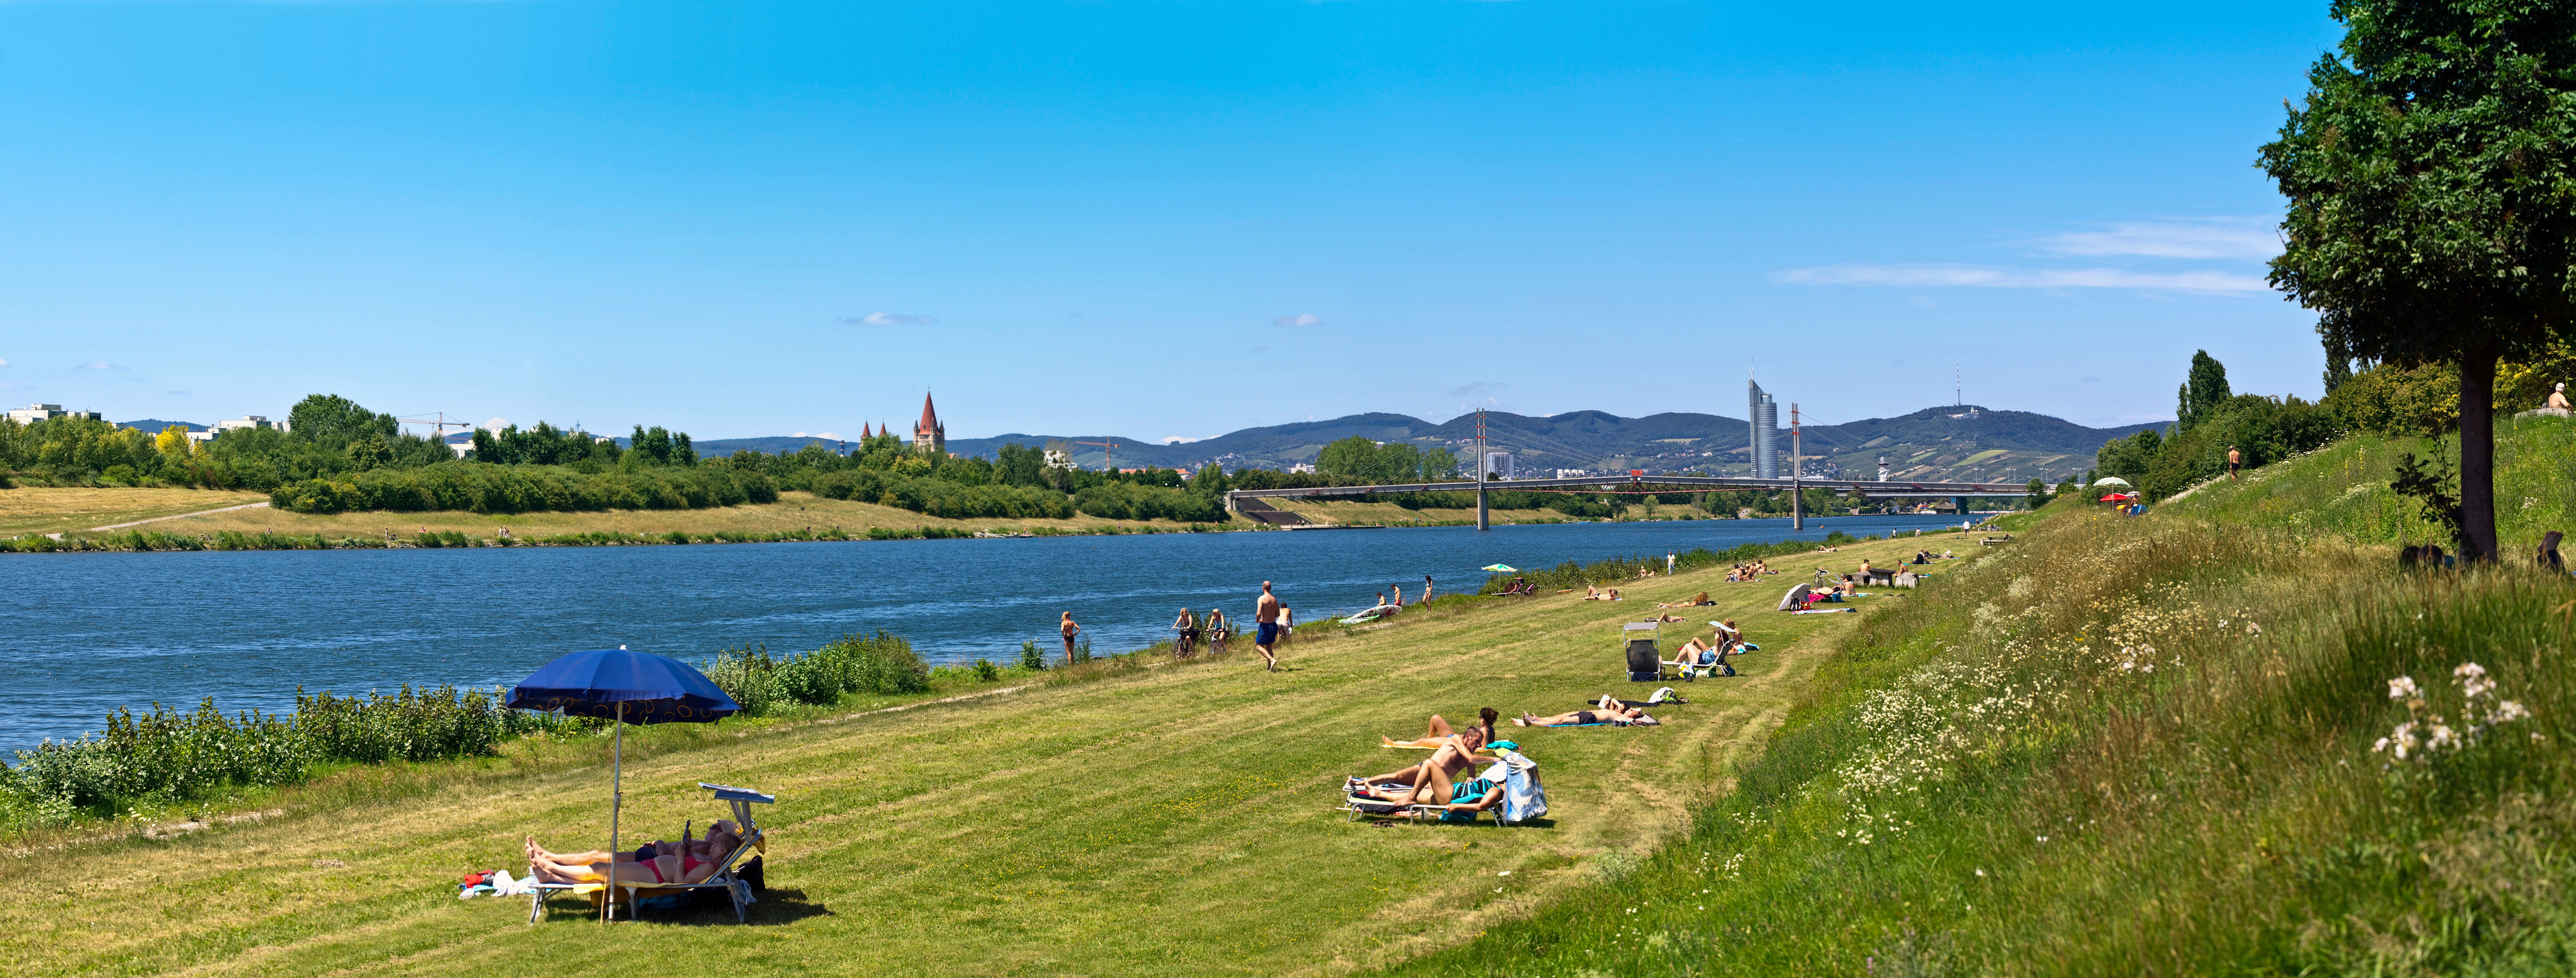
[1387,436,2576,976]
[0,487,271,537]
[0,533,1947,976]
[0,488,1252,550]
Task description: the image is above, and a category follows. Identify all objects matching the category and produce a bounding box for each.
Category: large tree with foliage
[2175,351,2233,431]
[2260,0,2576,561]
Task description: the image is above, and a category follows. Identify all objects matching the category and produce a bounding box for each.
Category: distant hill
[116,419,207,432]
[821,405,2165,484]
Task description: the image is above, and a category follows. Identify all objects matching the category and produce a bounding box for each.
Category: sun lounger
[531,783,777,924]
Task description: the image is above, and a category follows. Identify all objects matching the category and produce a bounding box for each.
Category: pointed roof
[918,392,940,431]
[861,422,872,439]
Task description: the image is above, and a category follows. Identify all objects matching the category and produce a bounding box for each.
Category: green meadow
[0,534,1949,977]
[1389,426,2576,976]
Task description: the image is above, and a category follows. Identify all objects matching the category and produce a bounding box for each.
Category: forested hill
[857,406,2163,482]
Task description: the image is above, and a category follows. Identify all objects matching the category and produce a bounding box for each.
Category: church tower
[913,392,946,454]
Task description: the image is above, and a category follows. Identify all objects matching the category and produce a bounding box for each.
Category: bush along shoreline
[0,631,936,832]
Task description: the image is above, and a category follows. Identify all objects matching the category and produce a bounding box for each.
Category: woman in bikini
[1515,700,1658,727]
[1352,742,1509,822]
[525,822,742,888]
[1381,707,1500,750]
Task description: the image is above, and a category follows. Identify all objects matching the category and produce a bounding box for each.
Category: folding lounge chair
[529,782,777,924]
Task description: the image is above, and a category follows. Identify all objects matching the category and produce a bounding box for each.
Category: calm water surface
[1,515,1967,749]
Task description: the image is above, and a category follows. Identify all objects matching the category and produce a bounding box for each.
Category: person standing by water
[1254,581,1283,672]
[1422,573,1435,603]
[1666,551,1676,576]
[1060,611,1081,666]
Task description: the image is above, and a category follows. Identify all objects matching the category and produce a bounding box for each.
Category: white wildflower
[2494,701,2531,723]
[2388,676,2421,700]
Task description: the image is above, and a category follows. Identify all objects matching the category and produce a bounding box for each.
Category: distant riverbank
[0,486,1899,552]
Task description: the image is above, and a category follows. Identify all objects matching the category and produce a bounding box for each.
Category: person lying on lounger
[1351,743,1508,822]
[525,822,743,888]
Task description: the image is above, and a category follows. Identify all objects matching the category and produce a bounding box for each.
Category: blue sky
[0,1,2343,444]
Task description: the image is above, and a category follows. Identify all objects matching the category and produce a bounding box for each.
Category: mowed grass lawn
[0,487,270,535]
[0,535,1949,977]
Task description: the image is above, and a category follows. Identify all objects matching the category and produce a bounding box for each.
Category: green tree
[1315,436,1384,480]
[2261,0,2576,560]
[2176,351,2232,432]
[287,394,399,447]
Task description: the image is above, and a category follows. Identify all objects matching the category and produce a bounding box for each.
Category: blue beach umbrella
[507,646,739,922]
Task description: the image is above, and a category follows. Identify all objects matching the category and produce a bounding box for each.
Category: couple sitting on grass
[1581,584,1622,601]
[525,820,743,888]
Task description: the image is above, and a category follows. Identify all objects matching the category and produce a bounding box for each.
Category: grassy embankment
[1387,422,2576,976]
[0,488,1249,548]
[0,534,1948,977]
[0,487,271,537]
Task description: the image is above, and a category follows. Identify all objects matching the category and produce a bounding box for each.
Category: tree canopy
[2261,0,2576,558]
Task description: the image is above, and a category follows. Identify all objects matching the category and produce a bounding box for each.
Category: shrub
[1019,640,1048,671]
[973,658,1001,682]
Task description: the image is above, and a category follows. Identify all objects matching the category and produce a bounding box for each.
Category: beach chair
[1623,622,1660,682]
[530,782,777,924]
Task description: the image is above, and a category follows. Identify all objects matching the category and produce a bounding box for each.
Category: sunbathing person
[1353,743,1508,822]
[1515,700,1659,726]
[1658,591,1712,608]
[526,822,741,888]
[1382,707,1500,750]
[1582,588,1622,601]
[1357,730,1496,791]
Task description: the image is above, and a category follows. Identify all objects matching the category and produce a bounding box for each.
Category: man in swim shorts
[1254,580,1282,673]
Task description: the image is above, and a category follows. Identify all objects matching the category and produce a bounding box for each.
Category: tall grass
[1,687,588,826]
[2170,417,2576,559]
[1395,494,2576,975]
[701,631,932,717]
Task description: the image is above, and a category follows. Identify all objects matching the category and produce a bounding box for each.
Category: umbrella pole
[605,702,622,924]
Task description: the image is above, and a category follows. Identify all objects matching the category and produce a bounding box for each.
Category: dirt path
[89,500,270,531]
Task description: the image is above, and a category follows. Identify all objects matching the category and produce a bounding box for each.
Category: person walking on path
[2228,446,2242,480]
[1253,581,1283,672]
[1666,551,1676,576]
[1059,611,1081,666]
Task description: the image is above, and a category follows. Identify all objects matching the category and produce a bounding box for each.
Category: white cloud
[816,431,841,440]
[482,416,509,431]
[2036,218,2279,260]
[74,360,120,370]
[792,431,808,438]
[1775,264,2269,294]
[1163,436,1202,444]
[844,311,937,326]
[0,358,9,367]
[1273,313,1323,327]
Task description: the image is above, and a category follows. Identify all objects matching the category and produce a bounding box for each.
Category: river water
[0,514,1967,750]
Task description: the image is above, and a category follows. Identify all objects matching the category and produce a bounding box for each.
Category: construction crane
[399,412,476,449]
[1074,439,1120,471]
